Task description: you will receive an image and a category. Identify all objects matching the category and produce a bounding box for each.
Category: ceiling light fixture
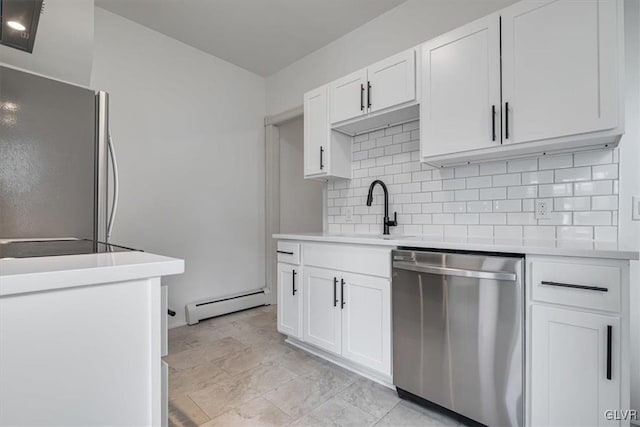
[7,21,26,31]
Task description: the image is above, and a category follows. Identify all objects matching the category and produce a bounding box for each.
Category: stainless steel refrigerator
[0,66,117,241]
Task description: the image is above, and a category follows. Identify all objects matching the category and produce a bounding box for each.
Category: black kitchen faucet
[366,180,398,235]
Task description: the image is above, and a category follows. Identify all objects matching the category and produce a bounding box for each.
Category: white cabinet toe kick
[274,238,634,427]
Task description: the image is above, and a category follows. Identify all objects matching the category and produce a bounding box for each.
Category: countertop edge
[273,233,639,261]
[0,252,185,297]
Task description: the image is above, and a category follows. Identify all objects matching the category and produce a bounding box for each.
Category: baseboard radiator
[185,288,269,325]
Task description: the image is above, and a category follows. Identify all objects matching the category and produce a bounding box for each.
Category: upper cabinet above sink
[329,49,417,126]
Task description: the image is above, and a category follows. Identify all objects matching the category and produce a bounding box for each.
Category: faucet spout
[366,180,397,235]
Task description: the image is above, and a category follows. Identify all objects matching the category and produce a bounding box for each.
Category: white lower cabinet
[302,266,391,376]
[277,263,302,339]
[340,272,391,375]
[302,267,342,354]
[530,305,621,427]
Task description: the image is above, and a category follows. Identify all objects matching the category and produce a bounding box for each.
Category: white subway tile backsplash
[574,181,613,196]
[466,175,492,188]
[522,170,554,184]
[555,167,591,182]
[557,226,593,240]
[468,225,494,238]
[554,197,591,211]
[595,226,617,242]
[508,158,538,173]
[493,173,522,187]
[592,164,618,180]
[480,162,507,176]
[574,150,613,166]
[508,212,537,225]
[591,195,618,210]
[328,121,618,242]
[573,211,611,226]
[443,178,466,190]
[508,186,538,199]
[539,154,573,170]
[455,189,479,201]
[443,202,467,213]
[455,165,479,178]
[539,183,573,197]
[494,200,522,212]
[467,201,493,213]
[480,187,507,200]
[494,225,523,238]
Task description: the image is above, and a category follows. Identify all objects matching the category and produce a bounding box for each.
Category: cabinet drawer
[303,243,391,278]
[277,241,301,265]
[529,257,621,312]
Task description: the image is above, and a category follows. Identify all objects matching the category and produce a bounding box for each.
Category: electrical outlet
[535,200,550,219]
[633,196,640,221]
[345,207,354,222]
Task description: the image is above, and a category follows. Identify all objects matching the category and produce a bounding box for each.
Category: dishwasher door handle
[393,261,517,281]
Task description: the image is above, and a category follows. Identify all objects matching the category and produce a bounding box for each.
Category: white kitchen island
[0,251,184,426]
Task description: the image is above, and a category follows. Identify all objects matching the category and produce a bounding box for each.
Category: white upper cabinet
[367,49,416,114]
[304,86,328,177]
[304,85,352,180]
[420,15,501,159]
[328,49,417,125]
[329,69,368,124]
[501,0,621,145]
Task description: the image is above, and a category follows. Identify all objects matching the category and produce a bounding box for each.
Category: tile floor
[165,305,465,427]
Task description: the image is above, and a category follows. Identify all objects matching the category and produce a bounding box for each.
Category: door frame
[264,106,327,305]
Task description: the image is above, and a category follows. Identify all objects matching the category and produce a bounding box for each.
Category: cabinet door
[420,15,501,158]
[277,263,302,339]
[368,49,416,113]
[501,0,620,144]
[530,305,620,427]
[340,272,391,376]
[304,86,328,177]
[329,69,367,124]
[302,267,341,355]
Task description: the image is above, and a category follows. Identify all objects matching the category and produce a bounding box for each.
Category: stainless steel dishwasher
[392,249,524,427]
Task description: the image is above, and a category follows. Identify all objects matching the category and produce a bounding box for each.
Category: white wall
[278,117,324,233]
[266,0,517,115]
[0,0,93,86]
[621,0,640,416]
[91,8,267,328]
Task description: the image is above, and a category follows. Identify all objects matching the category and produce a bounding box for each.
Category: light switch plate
[633,196,640,221]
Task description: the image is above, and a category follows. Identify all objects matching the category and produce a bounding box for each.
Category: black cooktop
[0,239,140,259]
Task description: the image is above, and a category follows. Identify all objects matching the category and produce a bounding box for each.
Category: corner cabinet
[278,241,393,382]
[420,0,624,166]
[303,86,351,180]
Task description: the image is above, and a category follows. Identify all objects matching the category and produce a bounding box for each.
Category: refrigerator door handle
[107,130,119,241]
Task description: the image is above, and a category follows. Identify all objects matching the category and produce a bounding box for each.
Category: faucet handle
[387,212,398,227]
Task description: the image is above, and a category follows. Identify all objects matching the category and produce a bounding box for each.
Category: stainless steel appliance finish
[392,249,524,427]
[0,66,116,241]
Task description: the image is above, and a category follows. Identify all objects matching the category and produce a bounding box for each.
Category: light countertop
[0,251,184,297]
[273,233,638,260]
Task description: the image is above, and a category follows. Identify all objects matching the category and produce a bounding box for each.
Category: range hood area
[0,0,43,53]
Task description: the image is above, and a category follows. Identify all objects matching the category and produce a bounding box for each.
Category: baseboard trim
[284,337,393,389]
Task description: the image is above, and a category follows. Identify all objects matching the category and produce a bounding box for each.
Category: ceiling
[95,0,407,77]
